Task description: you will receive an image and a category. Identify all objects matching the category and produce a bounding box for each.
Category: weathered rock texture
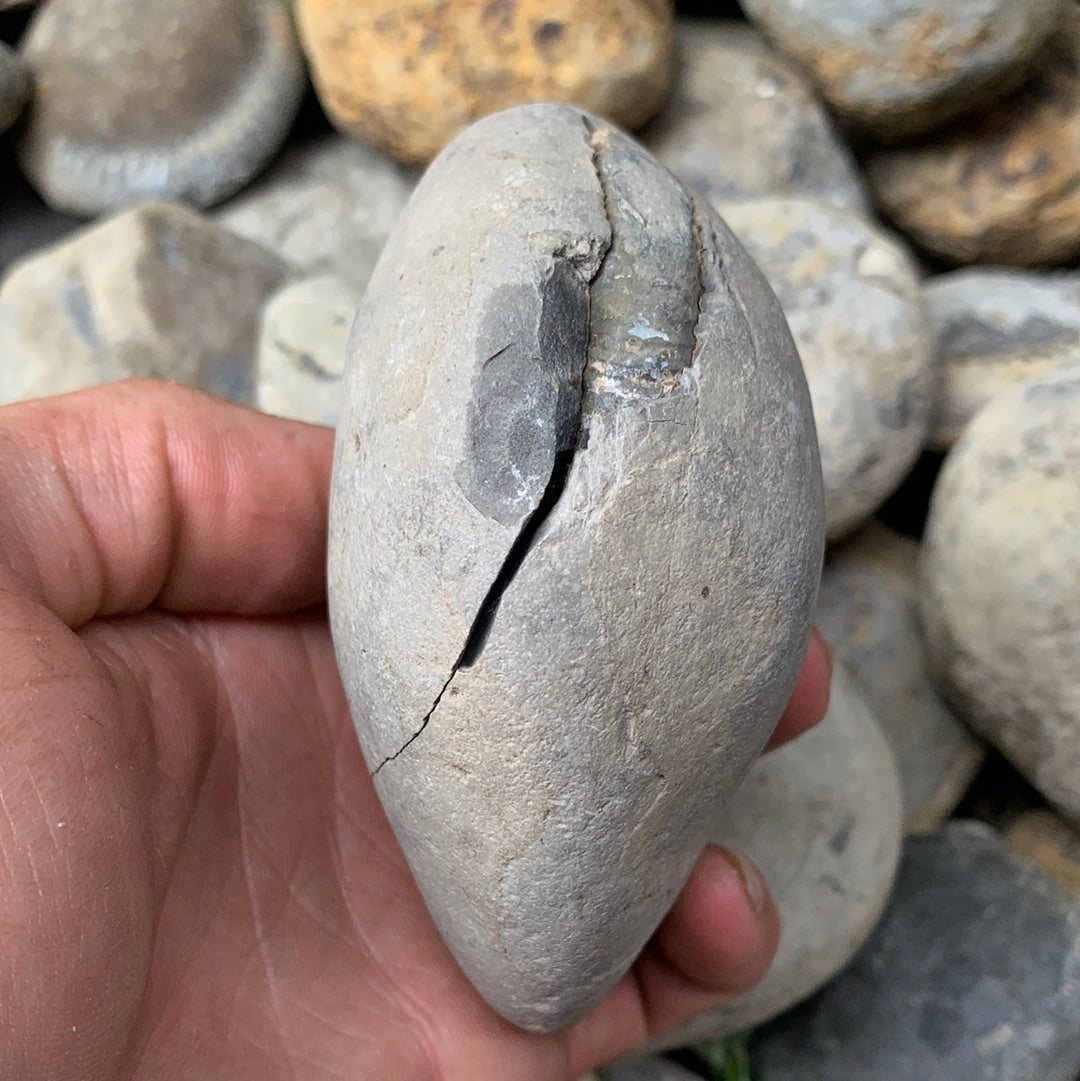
[742,0,1066,141]
[653,666,902,1046]
[0,201,288,404]
[17,0,306,215]
[645,21,868,215]
[328,104,824,1032]
[296,0,674,164]
[866,8,1080,266]
[920,368,1080,827]
[924,269,1080,449]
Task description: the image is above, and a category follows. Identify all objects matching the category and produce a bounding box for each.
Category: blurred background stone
[920,368,1080,828]
[17,0,306,215]
[295,0,674,164]
[721,197,930,540]
[645,21,869,214]
[816,522,986,832]
[741,0,1066,141]
[866,7,1080,266]
[216,133,414,295]
[255,273,355,425]
[751,822,1080,1081]
[0,145,82,276]
[0,201,288,404]
[924,268,1080,449]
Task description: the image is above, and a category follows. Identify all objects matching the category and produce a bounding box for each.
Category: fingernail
[721,848,767,914]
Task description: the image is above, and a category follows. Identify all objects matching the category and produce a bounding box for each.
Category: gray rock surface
[255,273,355,426]
[741,0,1066,141]
[751,822,1080,1081]
[720,198,931,539]
[0,39,29,134]
[216,133,415,295]
[643,21,868,215]
[817,522,985,832]
[0,201,288,404]
[598,1057,703,1081]
[865,7,1080,267]
[653,666,902,1046]
[920,368,1080,827]
[924,269,1080,449]
[17,0,306,215]
[328,104,824,1033]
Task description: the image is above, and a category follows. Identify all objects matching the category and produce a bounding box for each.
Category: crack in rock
[372,116,706,776]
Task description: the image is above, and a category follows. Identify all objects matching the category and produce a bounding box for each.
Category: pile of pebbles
[1,0,1079,1078]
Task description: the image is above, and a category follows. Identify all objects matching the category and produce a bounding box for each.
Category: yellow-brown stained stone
[865,7,1080,266]
[295,0,673,163]
[1007,810,1080,898]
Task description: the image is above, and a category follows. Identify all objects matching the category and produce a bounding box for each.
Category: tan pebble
[295,0,673,163]
[866,7,1080,266]
[1006,810,1080,897]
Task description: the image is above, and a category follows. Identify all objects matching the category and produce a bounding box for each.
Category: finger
[0,380,334,625]
[566,844,779,1071]
[763,626,832,753]
[635,844,779,1030]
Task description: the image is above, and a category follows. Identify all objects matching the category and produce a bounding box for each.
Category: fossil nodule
[328,103,824,1032]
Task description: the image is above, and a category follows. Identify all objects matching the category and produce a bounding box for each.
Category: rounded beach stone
[816,522,985,832]
[741,0,1066,141]
[866,8,1080,267]
[644,21,868,215]
[255,274,356,426]
[16,0,306,215]
[215,133,414,295]
[651,666,902,1046]
[0,201,288,405]
[0,39,29,134]
[920,368,1080,827]
[327,103,824,1032]
[752,822,1080,1081]
[295,0,673,165]
[1007,810,1080,898]
[720,197,931,539]
[924,268,1080,449]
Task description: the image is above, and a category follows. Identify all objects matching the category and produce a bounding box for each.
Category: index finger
[0,380,334,626]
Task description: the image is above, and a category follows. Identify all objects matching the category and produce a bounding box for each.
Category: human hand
[0,381,830,1081]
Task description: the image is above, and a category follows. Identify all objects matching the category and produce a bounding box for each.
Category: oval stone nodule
[327,103,825,1033]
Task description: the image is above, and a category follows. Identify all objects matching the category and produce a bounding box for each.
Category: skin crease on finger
[0,381,828,1081]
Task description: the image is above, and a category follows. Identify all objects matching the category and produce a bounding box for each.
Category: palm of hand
[10,603,571,1080]
[0,383,827,1081]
